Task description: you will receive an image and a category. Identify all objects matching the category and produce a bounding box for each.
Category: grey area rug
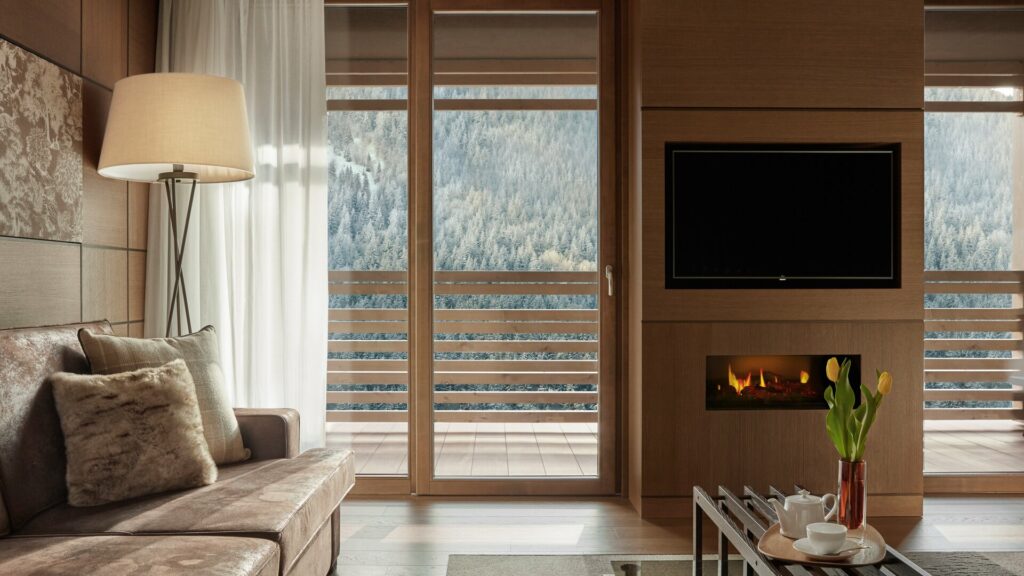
[446,553,1024,576]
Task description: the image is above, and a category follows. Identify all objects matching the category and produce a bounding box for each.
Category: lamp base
[162,174,198,337]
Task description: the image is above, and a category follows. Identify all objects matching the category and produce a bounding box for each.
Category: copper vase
[838,459,866,530]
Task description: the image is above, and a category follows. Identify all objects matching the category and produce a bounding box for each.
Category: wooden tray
[757,523,887,568]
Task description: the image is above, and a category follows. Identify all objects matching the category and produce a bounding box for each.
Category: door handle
[604,264,614,297]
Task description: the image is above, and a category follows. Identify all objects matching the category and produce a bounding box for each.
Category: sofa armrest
[234,408,300,460]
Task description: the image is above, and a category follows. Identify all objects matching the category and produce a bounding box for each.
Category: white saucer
[792,538,864,561]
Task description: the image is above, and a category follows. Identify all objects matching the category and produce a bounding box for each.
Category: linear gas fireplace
[706,355,861,410]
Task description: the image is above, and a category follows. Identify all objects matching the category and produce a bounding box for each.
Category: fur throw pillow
[51,359,218,507]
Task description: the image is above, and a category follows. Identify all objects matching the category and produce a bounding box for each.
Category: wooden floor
[924,420,1024,474]
[327,422,599,477]
[337,495,1024,575]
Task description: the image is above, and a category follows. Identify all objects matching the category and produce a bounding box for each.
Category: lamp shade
[98,73,254,183]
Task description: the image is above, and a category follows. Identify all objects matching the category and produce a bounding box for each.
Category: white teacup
[806,522,848,555]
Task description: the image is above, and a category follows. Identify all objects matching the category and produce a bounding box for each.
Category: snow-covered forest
[327,87,597,275]
[924,87,1022,406]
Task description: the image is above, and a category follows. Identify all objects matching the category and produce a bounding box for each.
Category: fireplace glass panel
[706,355,861,410]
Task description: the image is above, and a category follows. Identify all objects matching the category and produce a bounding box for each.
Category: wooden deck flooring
[326,422,599,477]
[924,420,1024,474]
[330,420,1024,477]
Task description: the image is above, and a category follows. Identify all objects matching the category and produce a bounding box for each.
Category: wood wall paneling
[82,0,128,89]
[82,80,128,248]
[641,109,924,322]
[82,180,128,247]
[127,0,158,76]
[596,0,620,496]
[624,0,644,515]
[923,474,1024,494]
[82,247,128,323]
[0,239,82,330]
[128,182,149,249]
[128,251,146,321]
[640,0,924,109]
[627,0,926,517]
[0,0,82,72]
[640,321,924,500]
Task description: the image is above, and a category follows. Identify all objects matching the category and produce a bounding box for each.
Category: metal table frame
[692,485,931,576]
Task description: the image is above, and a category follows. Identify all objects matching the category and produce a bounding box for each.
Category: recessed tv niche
[665,143,900,289]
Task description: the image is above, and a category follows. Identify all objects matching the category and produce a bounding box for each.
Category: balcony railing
[327,270,600,424]
[924,270,1024,421]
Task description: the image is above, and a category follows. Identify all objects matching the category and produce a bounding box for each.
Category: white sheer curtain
[145,0,328,450]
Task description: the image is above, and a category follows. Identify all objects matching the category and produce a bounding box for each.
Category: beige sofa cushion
[52,359,218,506]
[20,448,356,575]
[78,325,250,465]
[0,535,279,576]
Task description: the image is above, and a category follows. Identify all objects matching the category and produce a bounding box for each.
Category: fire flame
[800,370,810,384]
[727,365,765,394]
[727,364,749,394]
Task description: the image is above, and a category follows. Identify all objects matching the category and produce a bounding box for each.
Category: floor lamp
[98,73,254,336]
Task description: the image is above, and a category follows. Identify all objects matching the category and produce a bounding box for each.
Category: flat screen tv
[665,142,900,289]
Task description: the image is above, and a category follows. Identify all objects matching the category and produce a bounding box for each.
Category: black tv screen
[665,143,900,289]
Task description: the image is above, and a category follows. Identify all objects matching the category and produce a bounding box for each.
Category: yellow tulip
[826,357,840,383]
[878,371,893,396]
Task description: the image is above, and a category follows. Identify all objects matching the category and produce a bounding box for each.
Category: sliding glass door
[325,4,410,481]
[429,11,604,484]
[324,0,616,495]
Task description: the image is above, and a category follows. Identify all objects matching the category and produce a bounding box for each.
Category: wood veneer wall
[0,0,158,335]
[628,0,925,517]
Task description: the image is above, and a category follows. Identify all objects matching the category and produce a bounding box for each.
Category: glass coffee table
[692,485,931,575]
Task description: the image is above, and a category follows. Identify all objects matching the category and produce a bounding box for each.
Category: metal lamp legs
[163,176,197,337]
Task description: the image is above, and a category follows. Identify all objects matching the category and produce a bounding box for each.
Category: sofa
[0,321,355,575]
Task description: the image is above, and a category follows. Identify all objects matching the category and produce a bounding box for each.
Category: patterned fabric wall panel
[0,38,83,243]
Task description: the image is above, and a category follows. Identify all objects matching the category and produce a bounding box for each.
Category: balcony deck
[327,422,599,477]
[330,421,1024,478]
[922,271,1024,478]
[924,419,1024,474]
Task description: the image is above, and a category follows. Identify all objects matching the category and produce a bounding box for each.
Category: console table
[692,485,931,575]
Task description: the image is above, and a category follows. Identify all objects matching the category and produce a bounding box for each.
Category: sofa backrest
[0,321,111,534]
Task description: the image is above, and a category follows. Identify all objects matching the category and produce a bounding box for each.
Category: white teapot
[769,489,838,539]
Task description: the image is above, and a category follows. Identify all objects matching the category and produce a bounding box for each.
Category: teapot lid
[785,489,821,505]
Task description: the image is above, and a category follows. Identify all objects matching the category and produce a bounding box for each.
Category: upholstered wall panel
[0,1,156,334]
[129,251,147,321]
[0,39,83,243]
[0,239,81,329]
[83,248,129,323]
